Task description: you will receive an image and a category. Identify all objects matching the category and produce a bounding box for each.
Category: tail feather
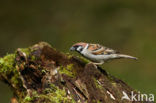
[117,54,138,60]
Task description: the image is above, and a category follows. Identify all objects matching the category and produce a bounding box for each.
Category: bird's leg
[88,61,104,69]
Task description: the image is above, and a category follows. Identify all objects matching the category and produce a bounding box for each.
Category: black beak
[70,47,75,51]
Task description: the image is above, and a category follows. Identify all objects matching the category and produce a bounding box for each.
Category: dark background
[0,0,156,102]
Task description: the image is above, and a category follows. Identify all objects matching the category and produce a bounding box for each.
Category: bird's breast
[82,51,114,62]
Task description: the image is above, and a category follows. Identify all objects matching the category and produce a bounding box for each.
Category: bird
[70,42,137,65]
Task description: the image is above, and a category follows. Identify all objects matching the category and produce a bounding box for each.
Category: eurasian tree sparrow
[70,42,137,65]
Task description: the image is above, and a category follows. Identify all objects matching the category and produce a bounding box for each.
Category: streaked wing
[88,44,118,55]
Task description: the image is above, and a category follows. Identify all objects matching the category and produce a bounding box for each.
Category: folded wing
[88,44,118,55]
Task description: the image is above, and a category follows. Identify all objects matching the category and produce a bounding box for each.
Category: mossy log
[0,42,151,103]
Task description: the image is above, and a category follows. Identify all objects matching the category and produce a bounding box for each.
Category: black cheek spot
[80,48,83,52]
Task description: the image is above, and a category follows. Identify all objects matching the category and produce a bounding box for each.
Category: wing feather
[88,44,118,55]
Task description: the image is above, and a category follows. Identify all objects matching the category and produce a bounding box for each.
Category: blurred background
[0,0,156,102]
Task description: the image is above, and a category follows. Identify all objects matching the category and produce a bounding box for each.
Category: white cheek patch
[77,46,82,51]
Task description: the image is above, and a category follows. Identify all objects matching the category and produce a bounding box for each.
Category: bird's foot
[88,62,104,68]
[87,62,97,68]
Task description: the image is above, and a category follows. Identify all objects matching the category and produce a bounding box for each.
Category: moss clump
[20,48,31,56]
[0,53,23,97]
[0,54,15,74]
[31,55,36,61]
[0,54,20,85]
[59,64,76,78]
[23,96,33,103]
[47,86,75,103]
[22,84,75,103]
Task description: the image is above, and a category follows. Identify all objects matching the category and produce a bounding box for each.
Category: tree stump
[0,42,153,103]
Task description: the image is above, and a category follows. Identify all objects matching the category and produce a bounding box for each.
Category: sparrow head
[70,42,87,52]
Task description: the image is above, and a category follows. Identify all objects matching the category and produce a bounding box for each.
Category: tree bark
[0,42,152,103]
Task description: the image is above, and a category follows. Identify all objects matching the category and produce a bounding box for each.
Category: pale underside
[81,44,118,63]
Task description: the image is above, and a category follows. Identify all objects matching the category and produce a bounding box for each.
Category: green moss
[112,82,117,87]
[97,100,102,103]
[49,84,57,91]
[0,53,22,92]
[0,53,20,85]
[20,48,31,56]
[0,54,15,73]
[0,53,24,100]
[66,53,90,64]
[11,73,19,85]
[22,84,75,103]
[67,54,73,59]
[23,96,33,102]
[79,56,90,64]
[67,64,74,71]
[31,56,36,61]
[59,64,76,78]
[41,70,46,74]
[47,87,75,103]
